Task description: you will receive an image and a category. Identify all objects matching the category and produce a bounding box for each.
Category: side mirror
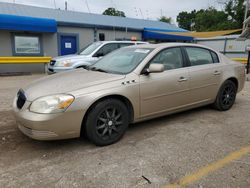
[143,64,164,75]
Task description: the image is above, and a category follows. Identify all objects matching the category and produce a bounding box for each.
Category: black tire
[213,80,237,111]
[85,99,129,146]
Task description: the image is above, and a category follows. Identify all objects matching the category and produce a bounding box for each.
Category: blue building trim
[0,14,57,33]
[144,27,188,32]
[143,28,193,41]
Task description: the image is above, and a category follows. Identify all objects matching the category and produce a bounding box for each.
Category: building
[0,2,190,58]
[0,2,190,73]
[195,35,250,59]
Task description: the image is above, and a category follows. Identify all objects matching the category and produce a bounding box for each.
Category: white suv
[48,41,148,73]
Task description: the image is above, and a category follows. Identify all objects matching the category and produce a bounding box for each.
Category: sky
[0,0,224,24]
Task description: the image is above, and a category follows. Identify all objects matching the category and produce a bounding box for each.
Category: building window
[13,35,42,56]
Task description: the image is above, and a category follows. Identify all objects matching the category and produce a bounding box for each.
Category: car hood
[53,54,91,62]
[23,69,125,101]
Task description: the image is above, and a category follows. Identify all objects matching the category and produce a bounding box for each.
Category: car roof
[127,42,217,51]
[99,41,148,44]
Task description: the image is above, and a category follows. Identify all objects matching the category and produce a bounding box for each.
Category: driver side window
[95,43,119,57]
[150,47,183,70]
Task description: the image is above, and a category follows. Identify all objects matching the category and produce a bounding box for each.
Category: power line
[139,8,144,19]
[85,0,91,13]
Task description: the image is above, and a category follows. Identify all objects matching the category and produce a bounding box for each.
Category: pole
[244,1,249,27]
[247,51,250,74]
[53,0,56,9]
[65,1,68,10]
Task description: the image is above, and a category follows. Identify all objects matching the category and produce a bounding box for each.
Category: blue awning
[143,28,194,41]
[0,14,57,33]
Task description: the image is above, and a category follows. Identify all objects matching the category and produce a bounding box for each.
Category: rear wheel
[213,80,237,111]
[85,99,129,146]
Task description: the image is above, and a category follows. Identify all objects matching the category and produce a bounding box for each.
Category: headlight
[56,60,74,67]
[30,94,74,114]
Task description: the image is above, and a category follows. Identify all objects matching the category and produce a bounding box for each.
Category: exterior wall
[57,26,94,50]
[196,36,250,58]
[0,27,143,58]
[0,26,142,74]
[0,31,12,56]
[0,64,45,74]
[0,31,58,57]
[42,33,58,57]
[96,29,142,41]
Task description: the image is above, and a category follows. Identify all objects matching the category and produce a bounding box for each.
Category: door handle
[213,70,221,75]
[178,77,188,82]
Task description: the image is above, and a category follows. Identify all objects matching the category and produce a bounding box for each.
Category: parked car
[13,43,245,146]
[47,40,148,73]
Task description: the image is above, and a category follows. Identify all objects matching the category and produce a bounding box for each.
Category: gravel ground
[0,74,249,188]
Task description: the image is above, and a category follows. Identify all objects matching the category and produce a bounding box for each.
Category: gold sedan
[13,43,246,146]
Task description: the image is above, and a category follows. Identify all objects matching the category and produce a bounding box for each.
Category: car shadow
[0,105,224,154]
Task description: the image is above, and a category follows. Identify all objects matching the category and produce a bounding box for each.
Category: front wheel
[85,99,129,146]
[213,80,237,111]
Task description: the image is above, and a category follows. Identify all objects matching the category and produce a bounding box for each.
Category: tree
[158,16,172,24]
[176,0,246,31]
[225,0,245,29]
[194,8,230,31]
[176,10,196,30]
[102,7,126,17]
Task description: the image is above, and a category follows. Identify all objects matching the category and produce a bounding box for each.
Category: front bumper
[13,97,84,141]
[47,65,74,74]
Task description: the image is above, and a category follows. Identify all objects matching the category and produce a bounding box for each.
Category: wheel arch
[80,94,134,136]
[226,77,238,91]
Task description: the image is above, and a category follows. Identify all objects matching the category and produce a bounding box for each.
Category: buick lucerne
[13,43,246,146]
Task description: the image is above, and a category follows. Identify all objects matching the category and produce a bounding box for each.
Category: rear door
[185,47,223,103]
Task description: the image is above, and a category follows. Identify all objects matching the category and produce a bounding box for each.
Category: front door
[139,47,190,118]
[60,35,77,55]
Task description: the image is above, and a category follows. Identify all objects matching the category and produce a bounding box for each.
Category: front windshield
[79,42,103,55]
[91,47,153,74]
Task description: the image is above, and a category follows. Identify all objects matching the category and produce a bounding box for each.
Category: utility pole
[243,0,250,74]
[244,0,250,29]
[65,1,68,10]
[53,0,56,9]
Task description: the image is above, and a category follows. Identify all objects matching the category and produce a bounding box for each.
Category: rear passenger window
[186,47,213,66]
[211,51,220,63]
